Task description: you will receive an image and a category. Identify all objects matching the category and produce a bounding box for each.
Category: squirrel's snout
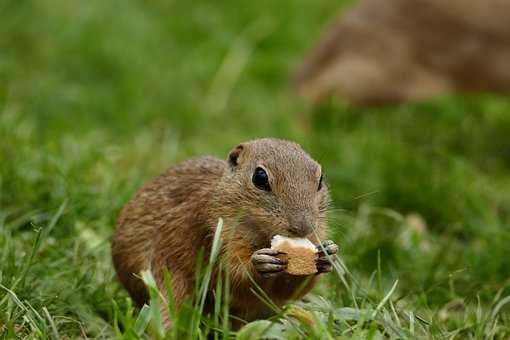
[288,218,315,237]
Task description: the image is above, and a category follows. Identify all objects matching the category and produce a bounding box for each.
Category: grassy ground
[1,0,510,338]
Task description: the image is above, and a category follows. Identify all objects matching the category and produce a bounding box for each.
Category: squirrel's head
[215,138,330,246]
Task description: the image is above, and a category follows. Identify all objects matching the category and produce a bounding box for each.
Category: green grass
[1,0,510,338]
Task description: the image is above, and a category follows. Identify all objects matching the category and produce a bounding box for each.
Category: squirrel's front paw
[251,248,287,278]
[316,240,339,274]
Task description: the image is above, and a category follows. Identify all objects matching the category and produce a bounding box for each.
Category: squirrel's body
[112,139,336,327]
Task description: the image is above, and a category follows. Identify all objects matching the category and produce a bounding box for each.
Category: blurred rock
[294,0,510,105]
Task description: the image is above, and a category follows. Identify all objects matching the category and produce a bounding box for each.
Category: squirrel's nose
[288,216,314,237]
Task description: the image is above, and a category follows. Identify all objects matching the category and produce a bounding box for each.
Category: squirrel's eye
[252,167,271,191]
[318,174,323,191]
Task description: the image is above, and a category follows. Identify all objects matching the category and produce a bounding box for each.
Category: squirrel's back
[111,156,225,305]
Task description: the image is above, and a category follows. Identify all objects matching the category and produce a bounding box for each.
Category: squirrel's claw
[251,248,287,278]
[316,240,338,274]
[316,240,338,256]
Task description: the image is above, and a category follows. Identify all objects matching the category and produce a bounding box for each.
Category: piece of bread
[271,235,318,276]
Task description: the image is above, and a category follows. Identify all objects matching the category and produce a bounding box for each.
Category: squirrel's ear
[228,144,244,167]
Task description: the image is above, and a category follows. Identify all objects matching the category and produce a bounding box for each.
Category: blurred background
[1,0,510,337]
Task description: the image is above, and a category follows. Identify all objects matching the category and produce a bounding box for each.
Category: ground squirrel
[111,138,338,327]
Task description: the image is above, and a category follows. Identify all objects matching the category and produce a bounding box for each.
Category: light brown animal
[111,138,338,328]
[295,0,510,105]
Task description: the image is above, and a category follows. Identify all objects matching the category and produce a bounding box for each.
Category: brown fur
[111,138,330,327]
[294,0,510,105]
